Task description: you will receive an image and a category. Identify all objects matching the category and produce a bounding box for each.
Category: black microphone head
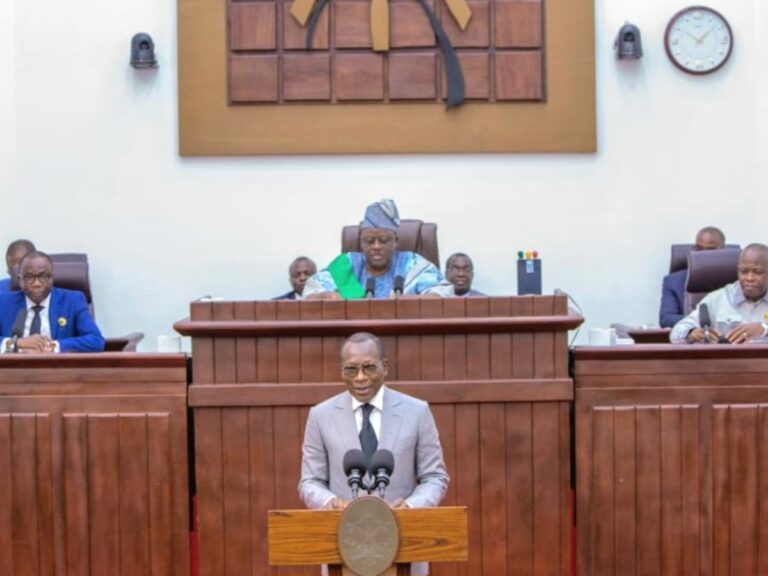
[393,275,404,292]
[343,449,368,476]
[699,303,711,328]
[365,277,376,292]
[370,449,394,475]
[11,308,28,338]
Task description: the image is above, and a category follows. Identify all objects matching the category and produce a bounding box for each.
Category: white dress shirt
[670,281,768,343]
[351,384,385,439]
[2,294,60,353]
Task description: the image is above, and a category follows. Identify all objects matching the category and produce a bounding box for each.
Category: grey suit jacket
[299,386,449,510]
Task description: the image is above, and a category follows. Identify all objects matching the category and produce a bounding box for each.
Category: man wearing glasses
[0,251,105,353]
[299,332,448,515]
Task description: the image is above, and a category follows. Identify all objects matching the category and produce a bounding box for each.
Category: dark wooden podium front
[574,345,768,576]
[0,354,190,575]
[176,296,580,576]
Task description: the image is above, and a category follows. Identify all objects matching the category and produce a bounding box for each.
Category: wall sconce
[614,22,643,60]
[130,33,158,68]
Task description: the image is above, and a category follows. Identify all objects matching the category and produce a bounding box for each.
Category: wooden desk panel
[189,381,572,576]
[177,296,579,576]
[0,354,190,576]
[176,296,576,386]
[574,345,768,576]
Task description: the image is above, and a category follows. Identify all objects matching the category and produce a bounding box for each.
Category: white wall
[2,0,767,350]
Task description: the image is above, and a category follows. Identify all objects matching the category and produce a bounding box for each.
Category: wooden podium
[176,295,580,575]
[268,504,468,576]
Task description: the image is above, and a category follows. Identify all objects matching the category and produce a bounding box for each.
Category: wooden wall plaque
[178,0,595,154]
[227,0,545,105]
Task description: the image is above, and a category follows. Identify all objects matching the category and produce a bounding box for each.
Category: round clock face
[664,6,733,75]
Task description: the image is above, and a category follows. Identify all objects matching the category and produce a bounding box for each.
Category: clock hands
[695,27,714,43]
[683,26,714,47]
[685,28,714,46]
[685,31,700,43]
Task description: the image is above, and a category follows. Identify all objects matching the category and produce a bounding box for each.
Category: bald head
[340,332,385,361]
[738,243,768,302]
[695,227,725,250]
[6,239,36,276]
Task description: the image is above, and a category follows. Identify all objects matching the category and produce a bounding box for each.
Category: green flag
[327,254,366,300]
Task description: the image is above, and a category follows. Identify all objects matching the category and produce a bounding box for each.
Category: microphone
[699,303,711,344]
[393,275,404,297]
[365,277,376,299]
[10,308,27,352]
[369,449,395,499]
[343,449,368,498]
[11,308,27,338]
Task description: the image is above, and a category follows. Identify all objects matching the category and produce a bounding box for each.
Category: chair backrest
[683,248,741,313]
[341,219,440,267]
[669,243,741,273]
[10,253,94,317]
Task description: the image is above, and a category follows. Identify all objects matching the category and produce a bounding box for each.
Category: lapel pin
[58,317,67,327]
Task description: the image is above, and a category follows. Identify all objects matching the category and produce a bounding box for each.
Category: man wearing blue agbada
[304,199,453,300]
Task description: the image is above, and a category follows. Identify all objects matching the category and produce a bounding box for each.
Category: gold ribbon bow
[290,0,471,52]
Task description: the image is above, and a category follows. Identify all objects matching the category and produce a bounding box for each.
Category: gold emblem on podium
[337,496,399,576]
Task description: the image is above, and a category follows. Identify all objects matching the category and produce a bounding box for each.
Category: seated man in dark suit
[445,252,485,296]
[0,239,36,295]
[273,256,317,300]
[0,251,105,353]
[659,226,725,327]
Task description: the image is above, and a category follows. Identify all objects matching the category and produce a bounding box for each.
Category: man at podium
[299,332,449,511]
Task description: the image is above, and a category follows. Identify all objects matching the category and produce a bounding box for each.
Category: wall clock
[664,6,733,75]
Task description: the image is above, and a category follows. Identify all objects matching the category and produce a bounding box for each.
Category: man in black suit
[659,227,725,327]
[274,256,317,300]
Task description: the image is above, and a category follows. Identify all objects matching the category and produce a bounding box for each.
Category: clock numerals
[665,6,732,75]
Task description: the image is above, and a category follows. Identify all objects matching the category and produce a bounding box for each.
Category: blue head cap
[362,199,400,231]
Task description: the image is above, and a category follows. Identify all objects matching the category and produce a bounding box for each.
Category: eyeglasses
[21,273,53,284]
[341,362,381,378]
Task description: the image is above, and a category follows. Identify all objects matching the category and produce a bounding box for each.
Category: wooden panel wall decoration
[0,354,190,576]
[179,0,595,153]
[175,295,583,575]
[228,0,544,109]
[574,345,768,576]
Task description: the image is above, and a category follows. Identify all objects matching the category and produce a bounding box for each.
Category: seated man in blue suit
[0,238,36,295]
[0,251,105,353]
[659,227,725,328]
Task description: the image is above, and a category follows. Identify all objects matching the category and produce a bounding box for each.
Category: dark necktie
[359,403,378,461]
[29,305,43,335]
